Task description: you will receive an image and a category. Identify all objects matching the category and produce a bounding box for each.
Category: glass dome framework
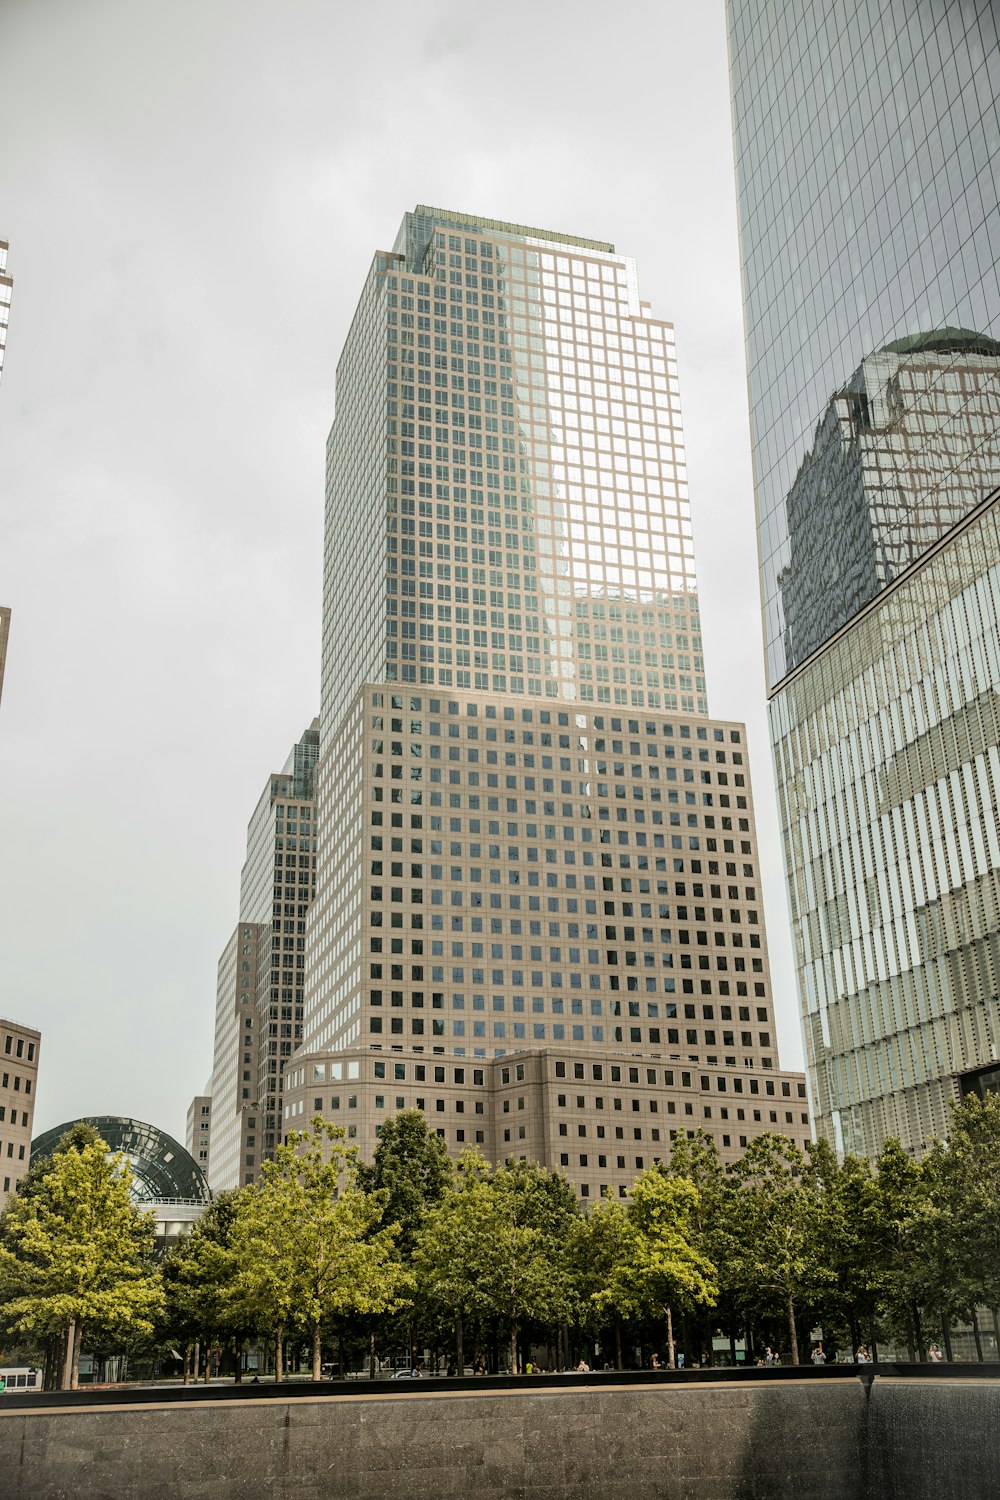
[30,1115,211,1206]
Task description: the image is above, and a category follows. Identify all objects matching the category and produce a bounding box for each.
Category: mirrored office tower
[728,1,1000,1155]
[296,208,809,1201]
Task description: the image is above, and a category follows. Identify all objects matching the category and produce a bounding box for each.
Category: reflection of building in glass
[780,331,1000,669]
[207,721,318,1192]
[294,207,809,1200]
[729,1,1000,1157]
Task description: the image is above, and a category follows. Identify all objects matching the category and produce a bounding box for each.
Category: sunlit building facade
[296,207,808,1196]
[728,0,1000,1155]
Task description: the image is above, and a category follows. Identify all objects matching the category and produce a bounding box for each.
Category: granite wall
[0,1376,994,1500]
[0,1381,863,1500]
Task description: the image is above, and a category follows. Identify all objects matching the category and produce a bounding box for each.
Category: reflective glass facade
[729,1,1000,1154]
[772,501,1000,1156]
[728,0,1000,687]
[320,206,705,755]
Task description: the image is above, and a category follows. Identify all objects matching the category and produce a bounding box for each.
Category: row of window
[0,1073,31,1095]
[2,1034,35,1061]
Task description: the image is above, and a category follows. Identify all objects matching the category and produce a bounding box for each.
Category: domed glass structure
[31,1116,210,1249]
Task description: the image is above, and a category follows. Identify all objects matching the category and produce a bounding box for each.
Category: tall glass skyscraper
[289,207,809,1200]
[728,1,1000,1155]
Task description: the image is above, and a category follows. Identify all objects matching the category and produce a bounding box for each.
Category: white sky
[0,0,804,1146]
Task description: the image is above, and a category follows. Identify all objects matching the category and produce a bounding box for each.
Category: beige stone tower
[288,209,808,1196]
[1,1019,41,1202]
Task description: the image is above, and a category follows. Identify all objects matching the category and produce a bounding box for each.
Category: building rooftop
[412,204,614,255]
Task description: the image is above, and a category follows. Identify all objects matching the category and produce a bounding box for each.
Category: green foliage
[623,1170,717,1321]
[413,1152,578,1366]
[9,1099,1000,1379]
[228,1117,412,1378]
[716,1134,832,1362]
[355,1109,453,1257]
[0,1135,162,1384]
[161,1190,249,1355]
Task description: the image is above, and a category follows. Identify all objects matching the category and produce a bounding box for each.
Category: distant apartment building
[1,1019,41,1202]
[288,207,808,1195]
[185,1090,212,1172]
[207,721,318,1190]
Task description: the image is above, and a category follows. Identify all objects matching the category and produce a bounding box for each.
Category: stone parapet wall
[1,1376,997,1499]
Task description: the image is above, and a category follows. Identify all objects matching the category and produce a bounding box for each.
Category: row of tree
[3,1094,1000,1389]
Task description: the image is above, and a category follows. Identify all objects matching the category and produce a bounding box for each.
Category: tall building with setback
[207,721,318,1190]
[1,1019,41,1202]
[287,207,809,1200]
[728,1,1000,1156]
[185,1089,212,1172]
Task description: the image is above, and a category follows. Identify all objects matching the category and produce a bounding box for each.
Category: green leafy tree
[355,1109,453,1258]
[907,1095,1000,1359]
[616,1169,717,1368]
[665,1132,731,1363]
[414,1153,578,1373]
[162,1189,250,1382]
[804,1141,886,1359]
[872,1137,933,1360]
[717,1134,830,1364]
[570,1194,635,1367]
[230,1117,412,1380]
[0,1136,162,1388]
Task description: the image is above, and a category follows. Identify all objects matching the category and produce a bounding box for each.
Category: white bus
[0,1367,42,1393]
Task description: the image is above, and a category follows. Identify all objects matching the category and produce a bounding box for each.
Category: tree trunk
[193,1339,200,1382]
[868,1318,879,1366]
[971,1306,984,1362]
[666,1305,676,1370]
[70,1324,82,1390]
[992,1308,1000,1361]
[234,1339,243,1383]
[941,1318,953,1363]
[787,1293,799,1366]
[204,1343,212,1383]
[62,1319,76,1391]
[455,1309,464,1373]
[275,1323,284,1384]
[510,1320,518,1375]
[904,1311,916,1364]
[848,1313,860,1361]
[614,1315,623,1370]
[729,1329,738,1367]
[183,1344,192,1386]
[913,1303,925,1362]
[369,1329,376,1380]
[312,1321,322,1381]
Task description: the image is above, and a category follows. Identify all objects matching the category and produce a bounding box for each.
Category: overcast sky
[0,0,804,1147]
